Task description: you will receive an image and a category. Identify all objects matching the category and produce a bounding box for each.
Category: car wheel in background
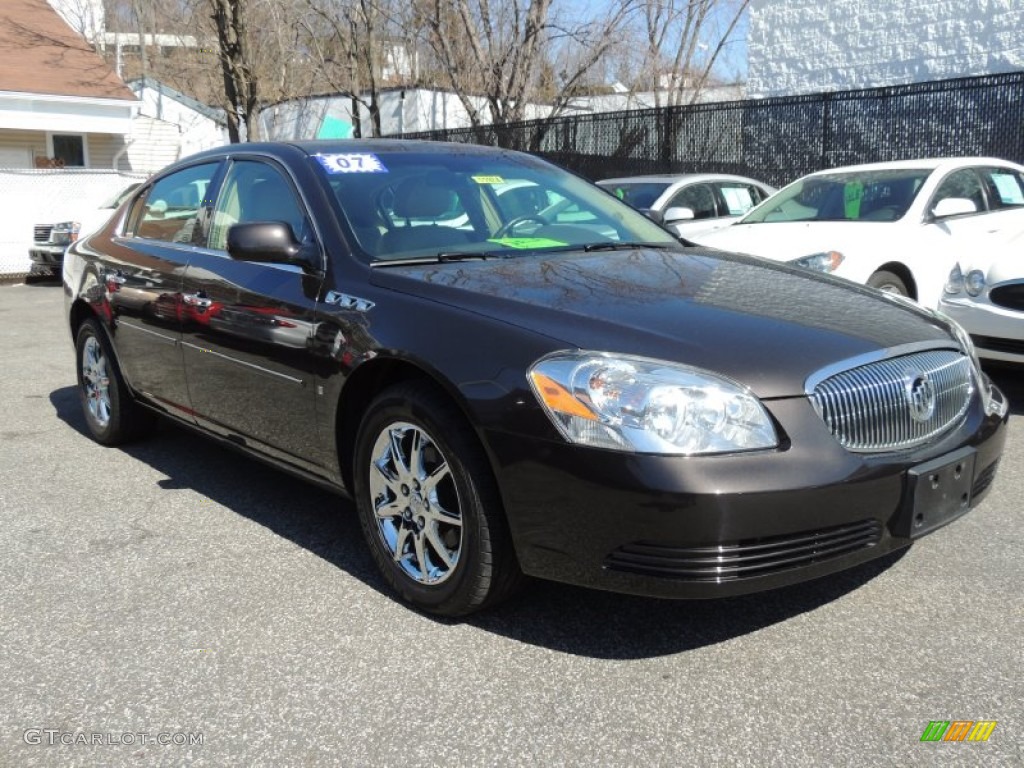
[354,382,523,616]
[867,270,909,296]
[75,317,156,445]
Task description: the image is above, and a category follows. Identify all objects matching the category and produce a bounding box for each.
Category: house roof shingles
[0,0,135,101]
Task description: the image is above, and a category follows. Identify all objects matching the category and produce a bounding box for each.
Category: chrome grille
[34,225,53,243]
[810,349,974,452]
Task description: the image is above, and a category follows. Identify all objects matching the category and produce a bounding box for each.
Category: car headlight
[790,251,843,272]
[944,263,964,295]
[51,221,81,245]
[965,269,985,297]
[528,352,778,455]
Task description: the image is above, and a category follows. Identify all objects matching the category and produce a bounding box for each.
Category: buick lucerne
[63,141,1008,616]
[692,158,1024,308]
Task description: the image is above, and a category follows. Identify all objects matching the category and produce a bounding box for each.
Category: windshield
[99,182,142,209]
[741,169,931,224]
[598,181,672,210]
[314,150,679,263]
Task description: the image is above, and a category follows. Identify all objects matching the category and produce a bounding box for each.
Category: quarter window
[983,168,1024,209]
[134,163,220,244]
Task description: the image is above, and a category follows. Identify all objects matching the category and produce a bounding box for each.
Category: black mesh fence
[397,71,1024,187]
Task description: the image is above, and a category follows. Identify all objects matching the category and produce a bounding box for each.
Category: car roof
[185,139,514,161]
[805,156,1024,175]
[598,173,767,185]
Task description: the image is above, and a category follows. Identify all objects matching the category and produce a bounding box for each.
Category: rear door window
[983,168,1024,209]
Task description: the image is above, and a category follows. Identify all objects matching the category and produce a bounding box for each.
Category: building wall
[0,129,126,169]
[123,117,180,173]
[748,0,1024,97]
[132,85,227,157]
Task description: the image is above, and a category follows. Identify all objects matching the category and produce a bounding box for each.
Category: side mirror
[227,222,319,270]
[663,206,695,223]
[931,197,977,219]
[642,208,664,224]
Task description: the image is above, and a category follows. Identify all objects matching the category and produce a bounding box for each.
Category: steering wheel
[493,214,548,239]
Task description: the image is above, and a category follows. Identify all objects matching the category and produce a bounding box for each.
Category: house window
[48,134,87,167]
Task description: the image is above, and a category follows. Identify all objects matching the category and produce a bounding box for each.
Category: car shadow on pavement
[52,384,907,659]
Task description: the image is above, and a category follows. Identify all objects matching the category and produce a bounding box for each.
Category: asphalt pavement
[1,281,1021,767]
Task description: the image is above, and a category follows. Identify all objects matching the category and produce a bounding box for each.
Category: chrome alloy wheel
[81,336,112,428]
[368,422,464,585]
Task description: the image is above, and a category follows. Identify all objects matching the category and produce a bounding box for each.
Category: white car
[939,231,1024,364]
[691,158,1024,308]
[597,174,776,238]
[29,182,141,278]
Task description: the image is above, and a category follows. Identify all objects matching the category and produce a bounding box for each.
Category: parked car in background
[690,158,1024,308]
[29,182,141,278]
[597,174,775,238]
[64,140,1007,616]
[939,232,1024,365]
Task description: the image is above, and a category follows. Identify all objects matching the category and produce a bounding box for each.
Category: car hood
[959,234,1024,281]
[693,221,897,262]
[370,247,955,398]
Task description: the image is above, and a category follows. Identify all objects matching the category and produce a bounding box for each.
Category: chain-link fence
[398,72,1024,187]
[0,169,149,278]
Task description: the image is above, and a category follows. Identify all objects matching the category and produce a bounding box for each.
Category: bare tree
[208,0,260,141]
[415,0,638,136]
[51,0,106,47]
[625,0,750,107]
[300,0,400,137]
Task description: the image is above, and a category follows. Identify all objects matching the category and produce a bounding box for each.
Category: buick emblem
[904,370,936,422]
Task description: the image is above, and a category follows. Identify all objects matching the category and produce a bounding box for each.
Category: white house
[129,77,228,164]
[747,0,1024,97]
[0,0,138,170]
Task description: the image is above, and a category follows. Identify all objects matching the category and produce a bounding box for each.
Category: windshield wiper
[372,251,505,267]
[437,251,504,262]
[582,241,678,252]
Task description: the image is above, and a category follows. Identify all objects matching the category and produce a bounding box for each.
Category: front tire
[75,317,155,445]
[353,382,522,616]
[867,269,909,296]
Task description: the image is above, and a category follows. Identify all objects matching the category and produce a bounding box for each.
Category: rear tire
[75,317,156,445]
[867,270,909,296]
[353,382,523,616]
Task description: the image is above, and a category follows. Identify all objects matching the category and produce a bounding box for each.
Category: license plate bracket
[894,446,976,539]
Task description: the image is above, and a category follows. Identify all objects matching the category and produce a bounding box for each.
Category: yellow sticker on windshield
[472,175,505,184]
[487,237,567,249]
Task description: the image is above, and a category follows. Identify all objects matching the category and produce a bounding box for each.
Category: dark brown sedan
[63,140,1008,615]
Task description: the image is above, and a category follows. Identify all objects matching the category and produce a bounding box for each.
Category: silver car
[598,173,775,238]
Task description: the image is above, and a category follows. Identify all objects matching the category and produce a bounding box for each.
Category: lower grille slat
[606,519,883,581]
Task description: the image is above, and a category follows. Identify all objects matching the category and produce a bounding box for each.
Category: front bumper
[487,390,1007,599]
[940,296,1024,364]
[29,246,67,276]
